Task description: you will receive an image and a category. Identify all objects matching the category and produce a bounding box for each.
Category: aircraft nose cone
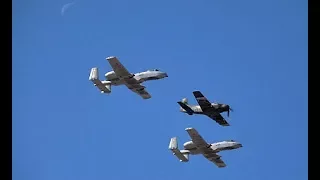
[220,104,227,108]
[164,73,168,77]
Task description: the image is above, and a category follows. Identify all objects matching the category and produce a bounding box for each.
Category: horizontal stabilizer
[89,67,111,94]
[177,102,194,115]
[169,137,189,162]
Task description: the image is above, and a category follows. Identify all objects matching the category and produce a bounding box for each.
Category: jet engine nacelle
[105,71,117,80]
[183,141,196,149]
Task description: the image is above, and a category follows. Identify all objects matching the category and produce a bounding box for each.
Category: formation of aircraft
[89,56,168,99]
[177,91,233,126]
[169,127,242,168]
[89,56,242,168]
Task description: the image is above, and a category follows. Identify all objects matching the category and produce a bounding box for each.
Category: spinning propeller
[227,105,234,117]
[214,100,234,117]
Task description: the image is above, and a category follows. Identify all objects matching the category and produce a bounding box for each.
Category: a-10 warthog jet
[177,91,233,126]
[169,127,242,168]
[89,56,168,99]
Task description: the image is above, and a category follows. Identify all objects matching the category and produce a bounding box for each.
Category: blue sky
[13,0,308,179]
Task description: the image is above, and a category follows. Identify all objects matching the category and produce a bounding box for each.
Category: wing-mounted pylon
[169,137,189,162]
[89,67,112,94]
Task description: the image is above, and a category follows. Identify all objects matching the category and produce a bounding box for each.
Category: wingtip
[185,127,194,131]
[192,90,201,94]
[106,56,116,60]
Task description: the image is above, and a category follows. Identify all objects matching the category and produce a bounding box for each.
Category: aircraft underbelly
[135,74,160,83]
[188,149,201,155]
[110,79,124,86]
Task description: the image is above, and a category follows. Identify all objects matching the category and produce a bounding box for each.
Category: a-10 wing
[106,56,132,79]
[126,83,151,99]
[106,56,151,99]
[193,91,230,126]
[185,127,226,168]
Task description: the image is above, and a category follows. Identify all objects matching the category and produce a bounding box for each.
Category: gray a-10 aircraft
[177,91,233,126]
[89,56,168,99]
[169,127,242,168]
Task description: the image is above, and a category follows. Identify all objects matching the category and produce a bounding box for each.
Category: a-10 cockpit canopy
[147,69,160,71]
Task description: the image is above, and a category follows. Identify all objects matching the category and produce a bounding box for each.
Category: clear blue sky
[13,0,308,179]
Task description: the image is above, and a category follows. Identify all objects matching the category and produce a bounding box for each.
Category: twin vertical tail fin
[169,137,178,150]
[89,67,112,94]
[89,67,99,81]
[169,137,189,162]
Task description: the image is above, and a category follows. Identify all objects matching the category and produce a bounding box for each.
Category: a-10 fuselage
[102,69,168,86]
[182,140,242,155]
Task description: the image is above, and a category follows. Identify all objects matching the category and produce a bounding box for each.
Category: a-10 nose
[236,143,243,148]
[221,104,228,108]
